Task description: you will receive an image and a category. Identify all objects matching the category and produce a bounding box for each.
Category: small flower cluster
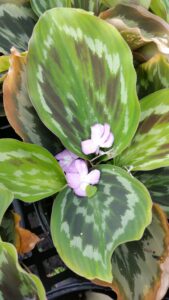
[56,123,114,197]
[56,150,100,196]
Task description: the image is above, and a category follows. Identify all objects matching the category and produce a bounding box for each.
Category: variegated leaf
[72,0,104,15]
[27,8,140,160]
[117,89,169,171]
[0,55,10,73]
[0,139,66,201]
[137,54,169,99]
[30,0,72,17]
[3,48,63,155]
[109,205,169,300]
[0,2,36,54]
[0,188,13,224]
[150,0,169,23]
[51,164,152,282]
[100,4,169,61]
[0,240,45,299]
[136,168,169,208]
[102,0,151,9]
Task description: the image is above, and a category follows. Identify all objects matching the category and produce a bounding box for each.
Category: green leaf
[102,0,151,9]
[0,240,46,299]
[117,89,169,171]
[0,55,10,73]
[27,8,140,160]
[150,0,169,23]
[0,139,66,202]
[0,189,13,224]
[30,0,72,17]
[137,54,169,99]
[136,167,169,208]
[109,205,169,300]
[100,4,169,60]
[86,185,97,198]
[72,0,104,15]
[0,2,36,54]
[3,48,63,155]
[51,164,152,282]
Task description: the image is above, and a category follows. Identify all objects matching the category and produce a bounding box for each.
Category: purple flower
[55,149,78,173]
[81,123,114,155]
[66,159,100,197]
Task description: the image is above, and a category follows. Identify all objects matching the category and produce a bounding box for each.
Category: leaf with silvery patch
[51,164,152,282]
[117,89,169,171]
[0,240,46,299]
[0,139,66,202]
[3,48,63,155]
[137,54,169,99]
[27,7,140,160]
[100,3,169,62]
[0,1,36,54]
[95,205,169,300]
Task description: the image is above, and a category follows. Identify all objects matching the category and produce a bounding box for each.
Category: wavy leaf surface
[100,4,169,60]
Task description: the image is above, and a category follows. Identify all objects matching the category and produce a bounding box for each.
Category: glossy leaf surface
[110,205,169,300]
[27,8,139,159]
[0,240,45,299]
[0,139,66,201]
[51,165,152,282]
[3,48,63,155]
[117,89,169,170]
[0,2,36,54]
[137,54,169,99]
